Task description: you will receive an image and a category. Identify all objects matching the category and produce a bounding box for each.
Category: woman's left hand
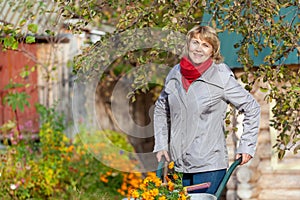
[236,153,252,165]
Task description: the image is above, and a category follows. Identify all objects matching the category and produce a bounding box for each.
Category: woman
[153,25,260,194]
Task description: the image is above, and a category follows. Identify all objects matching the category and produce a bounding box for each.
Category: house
[0,0,103,138]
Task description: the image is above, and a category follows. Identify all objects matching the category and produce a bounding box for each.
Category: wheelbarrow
[156,157,242,200]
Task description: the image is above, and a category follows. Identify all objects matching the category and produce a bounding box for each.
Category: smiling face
[182,26,223,64]
[188,37,213,65]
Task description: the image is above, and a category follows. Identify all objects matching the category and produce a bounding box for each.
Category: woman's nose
[195,45,203,51]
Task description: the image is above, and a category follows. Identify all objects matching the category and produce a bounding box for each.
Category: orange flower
[118,189,125,196]
[168,161,174,169]
[130,189,140,198]
[106,170,112,176]
[143,177,151,184]
[142,191,154,200]
[179,193,187,200]
[173,173,179,180]
[167,181,175,191]
[66,145,74,153]
[158,196,166,200]
[139,183,147,191]
[153,176,162,187]
[149,188,159,196]
[179,191,188,200]
[100,175,108,183]
[121,183,127,191]
[165,175,171,182]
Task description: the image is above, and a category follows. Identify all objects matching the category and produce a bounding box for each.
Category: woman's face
[188,37,213,65]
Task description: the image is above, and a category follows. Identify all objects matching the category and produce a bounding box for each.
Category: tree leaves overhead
[1,0,299,159]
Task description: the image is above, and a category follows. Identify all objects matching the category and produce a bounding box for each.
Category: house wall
[0,44,39,133]
[228,70,300,200]
[35,34,85,136]
[0,34,85,138]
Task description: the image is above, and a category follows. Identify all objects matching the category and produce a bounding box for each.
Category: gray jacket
[153,62,260,173]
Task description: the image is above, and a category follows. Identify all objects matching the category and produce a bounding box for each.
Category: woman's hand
[236,153,252,165]
[156,150,170,162]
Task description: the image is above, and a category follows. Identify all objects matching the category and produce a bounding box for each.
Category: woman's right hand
[156,150,170,162]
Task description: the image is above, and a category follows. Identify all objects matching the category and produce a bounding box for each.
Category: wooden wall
[226,70,300,200]
[0,44,39,133]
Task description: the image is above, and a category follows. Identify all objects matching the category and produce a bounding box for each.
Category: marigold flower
[168,161,174,169]
[165,175,171,182]
[149,188,159,196]
[130,189,140,198]
[158,196,167,200]
[121,183,127,191]
[139,183,147,191]
[118,189,125,196]
[143,177,152,184]
[173,173,179,180]
[167,181,175,191]
[66,145,74,153]
[153,177,162,187]
[179,193,187,200]
[100,175,109,183]
[128,173,134,179]
[142,191,154,200]
[106,170,112,176]
[129,178,141,188]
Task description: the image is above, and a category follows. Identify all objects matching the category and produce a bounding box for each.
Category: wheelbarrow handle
[156,156,166,180]
[214,157,242,198]
[156,157,211,192]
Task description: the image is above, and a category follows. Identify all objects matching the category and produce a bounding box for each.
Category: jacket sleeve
[153,85,170,153]
[223,75,261,157]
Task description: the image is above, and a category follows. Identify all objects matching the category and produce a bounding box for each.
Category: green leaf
[3,92,30,112]
[19,19,26,26]
[45,29,54,36]
[3,36,18,50]
[259,87,269,93]
[28,24,38,33]
[4,81,24,90]
[26,36,36,44]
[291,86,300,91]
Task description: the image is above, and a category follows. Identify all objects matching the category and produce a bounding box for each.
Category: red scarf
[180,57,213,91]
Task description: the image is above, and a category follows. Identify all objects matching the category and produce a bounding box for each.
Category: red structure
[0,44,39,133]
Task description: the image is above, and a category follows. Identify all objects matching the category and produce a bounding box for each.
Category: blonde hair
[182,26,224,64]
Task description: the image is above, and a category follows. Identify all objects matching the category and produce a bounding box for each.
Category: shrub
[0,104,143,199]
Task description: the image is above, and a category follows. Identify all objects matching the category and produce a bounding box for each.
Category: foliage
[70,0,300,159]
[0,104,143,199]
[2,80,31,136]
[211,0,300,159]
[0,107,71,199]
[1,0,299,159]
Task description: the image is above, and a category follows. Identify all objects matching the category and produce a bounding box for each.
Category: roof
[0,0,63,35]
